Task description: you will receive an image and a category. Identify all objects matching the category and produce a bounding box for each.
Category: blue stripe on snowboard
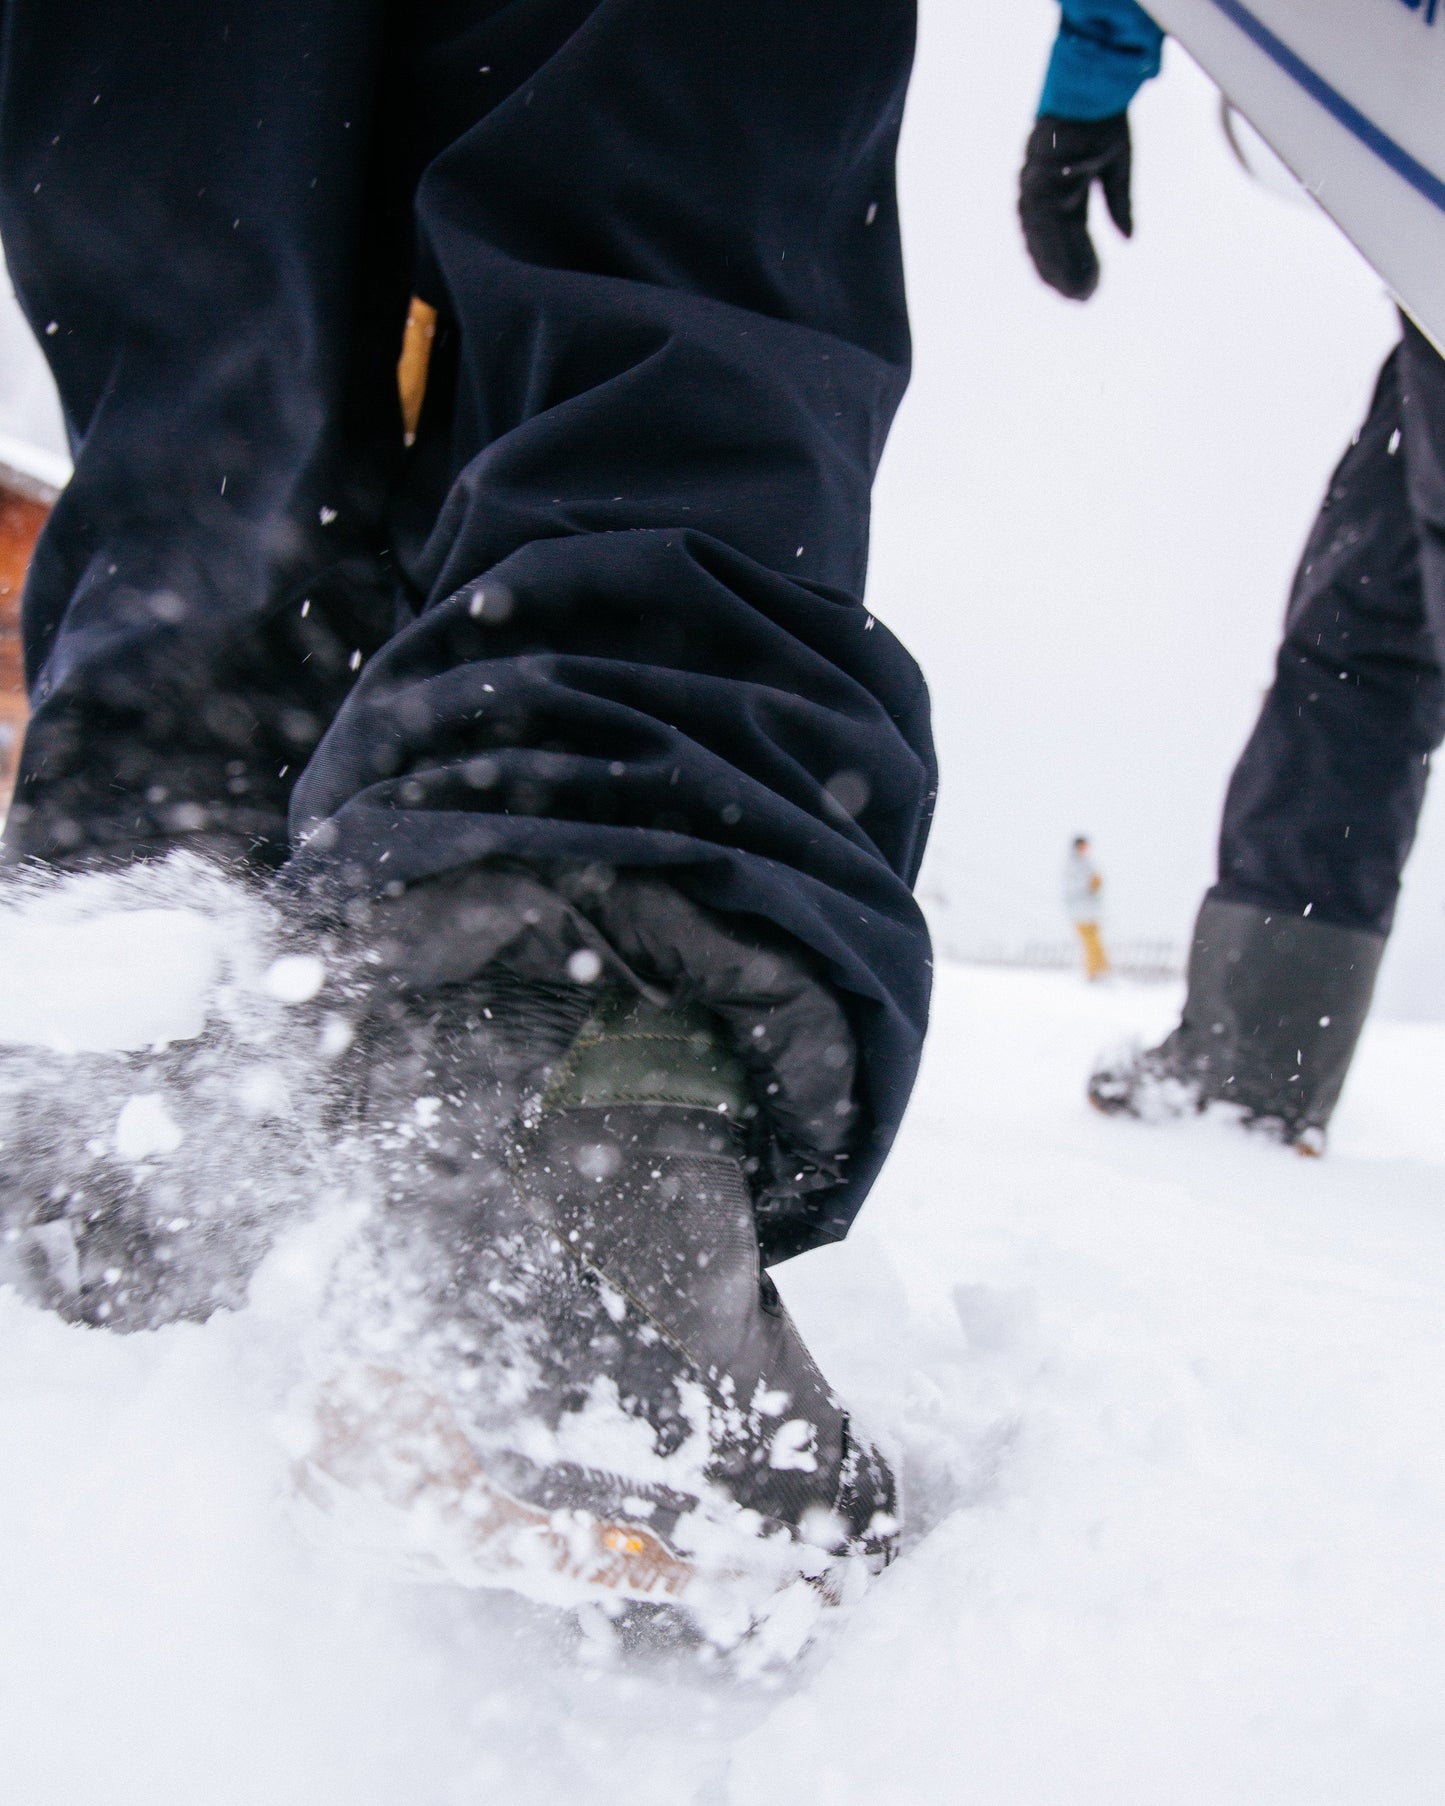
[1205,0,1445,215]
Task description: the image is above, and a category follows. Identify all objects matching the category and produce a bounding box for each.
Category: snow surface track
[2,885,1444,1804]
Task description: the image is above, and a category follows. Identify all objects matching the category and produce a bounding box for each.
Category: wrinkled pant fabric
[1212,318,1445,935]
[0,0,934,1253]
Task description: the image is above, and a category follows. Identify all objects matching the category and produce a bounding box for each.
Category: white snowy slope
[2,875,1445,1805]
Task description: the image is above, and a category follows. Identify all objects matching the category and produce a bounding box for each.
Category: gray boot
[1088,897,1384,1149]
[515,990,893,1545]
[307,974,896,1624]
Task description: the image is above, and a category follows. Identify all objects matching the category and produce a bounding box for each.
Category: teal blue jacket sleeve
[1039,0,1164,119]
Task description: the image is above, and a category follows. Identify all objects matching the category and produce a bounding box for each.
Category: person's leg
[287,1,926,1601]
[2,0,929,1250]
[297,0,925,1597]
[1214,344,1439,934]
[1092,339,1444,1141]
[1078,921,1108,980]
[0,0,927,1603]
[286,0,932,1257]
[0,0,404,869]
[1400,315,1445,699]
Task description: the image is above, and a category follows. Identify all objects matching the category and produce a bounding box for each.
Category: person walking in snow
[1020,0,1445,1152]
[0,0,927,1623]
[1064,835,1110,981]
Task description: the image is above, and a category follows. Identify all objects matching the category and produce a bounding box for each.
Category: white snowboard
[1149,0,1445,350]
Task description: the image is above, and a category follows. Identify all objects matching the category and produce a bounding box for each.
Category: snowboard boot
[1088,896,1384,1151]
[0,871,335,1331]
[0,1033,317,1328]
[301,975,897,1633]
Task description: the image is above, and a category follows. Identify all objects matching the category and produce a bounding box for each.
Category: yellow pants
[1075,921,1110,981]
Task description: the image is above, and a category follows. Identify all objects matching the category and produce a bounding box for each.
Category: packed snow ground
[3,874,1445,1804]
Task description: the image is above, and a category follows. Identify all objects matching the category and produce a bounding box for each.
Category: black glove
[1019,113,1133,302]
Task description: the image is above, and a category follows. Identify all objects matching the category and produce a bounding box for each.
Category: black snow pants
[1211,317,1445,935]
[0,0,934,1248]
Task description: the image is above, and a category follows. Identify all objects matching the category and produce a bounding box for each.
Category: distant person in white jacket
[1065,836,1110,981]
